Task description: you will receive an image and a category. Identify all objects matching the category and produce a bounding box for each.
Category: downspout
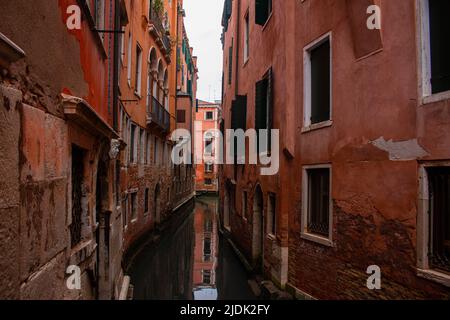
[235,0,240,97]
[112,0,120,131]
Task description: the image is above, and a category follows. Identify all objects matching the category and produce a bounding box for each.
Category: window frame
[417,0,450,105]
[127,32,132,87]
[130,191,138,222]
[135,43,143,96]
[267,192,276,237]
[244,11,250,63]
[302,32,333,133]
[301,164,333,247]
[417,163,450,287]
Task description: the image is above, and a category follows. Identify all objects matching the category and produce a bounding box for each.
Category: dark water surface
[128,196,256,300]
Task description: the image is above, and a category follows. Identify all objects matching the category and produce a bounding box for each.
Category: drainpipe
[112,0,120,131]
[234,0,240,98]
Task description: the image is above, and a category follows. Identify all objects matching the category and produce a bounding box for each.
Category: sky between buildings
[184,0,223,103]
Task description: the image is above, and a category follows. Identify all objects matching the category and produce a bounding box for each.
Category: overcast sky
[184,0,223,103]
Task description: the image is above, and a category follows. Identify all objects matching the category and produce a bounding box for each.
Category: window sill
[301,120,333,133]
[134,92,142,99]
[421,90,450,105]
[243,57,249,68]
[131,218,138,224]
[417,268,450,288]
[300,232,333,247]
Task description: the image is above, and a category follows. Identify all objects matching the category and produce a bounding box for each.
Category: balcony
[147,96,170,133]
[148,9,172,59]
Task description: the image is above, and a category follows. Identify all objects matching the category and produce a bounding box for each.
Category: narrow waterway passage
[128,195,256,300]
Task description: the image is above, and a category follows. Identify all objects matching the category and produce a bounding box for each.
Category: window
[203,236,212,262]
[135,44,143,95]
[421,1,450,96]
[123,197,128,228]
[228,39,233,85]
[127,32,132,86]
[177,109,186,123]
[71,145,85,247]
[205,139,213,155]
[144,188,149,214]
[203,270,211,284]
[255,68,273,154]
[205,111,214,120]
[427,167,450,273]
[242,191,248,220]
[244,12,250,61]
[302,166,332,246]
[146,133,151,164]
[120,26,125,64]
[154,137,158,164]
[304,35,331,128]
[205,179,212,185]
[267,193,276,236]
[130,124,137,163]
[115,160,121,206]
[140,129,145,164]
[205,163,213,173]
[131,192,138,221]
[89,0,105,40]
[255,0,272,26]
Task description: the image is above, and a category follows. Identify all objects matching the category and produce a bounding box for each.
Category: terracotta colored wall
[221,0,450,299]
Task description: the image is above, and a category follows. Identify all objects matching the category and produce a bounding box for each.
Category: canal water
[128,195,256,300]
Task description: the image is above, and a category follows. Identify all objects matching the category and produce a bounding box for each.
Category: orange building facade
[0,0,197,300]
[194,100,222,194]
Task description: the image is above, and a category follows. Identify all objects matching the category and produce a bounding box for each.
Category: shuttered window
[255,68,273,153]
[231,95,247,131]
[429,0,450,94]
[428,167,450,273]
[255,0,272,26]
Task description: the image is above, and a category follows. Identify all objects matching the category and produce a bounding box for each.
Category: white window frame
[127,32,132,87]
[417,162,450,287]
[417,0,450,105]
[244,11,250,63]
[135,43,143,96]
[301,164,333,247]
[120,26,125,64]
[302,32,333,132]
[266,193,276,238]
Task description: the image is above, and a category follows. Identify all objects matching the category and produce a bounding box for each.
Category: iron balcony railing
[149,8,172,54]
[147,95,170,132]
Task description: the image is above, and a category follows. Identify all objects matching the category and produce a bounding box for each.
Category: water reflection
[128,196,255,300]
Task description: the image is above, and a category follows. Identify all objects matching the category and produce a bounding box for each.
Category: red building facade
[220,0,450,299]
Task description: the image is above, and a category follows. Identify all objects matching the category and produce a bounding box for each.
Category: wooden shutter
[255,0,268,26]
[255,78,267,131]
[232,95,247,130]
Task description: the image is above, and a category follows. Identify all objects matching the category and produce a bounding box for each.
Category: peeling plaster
[371,137,429,161]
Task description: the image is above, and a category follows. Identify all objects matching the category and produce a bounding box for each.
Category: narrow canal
[127,195,256,300]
